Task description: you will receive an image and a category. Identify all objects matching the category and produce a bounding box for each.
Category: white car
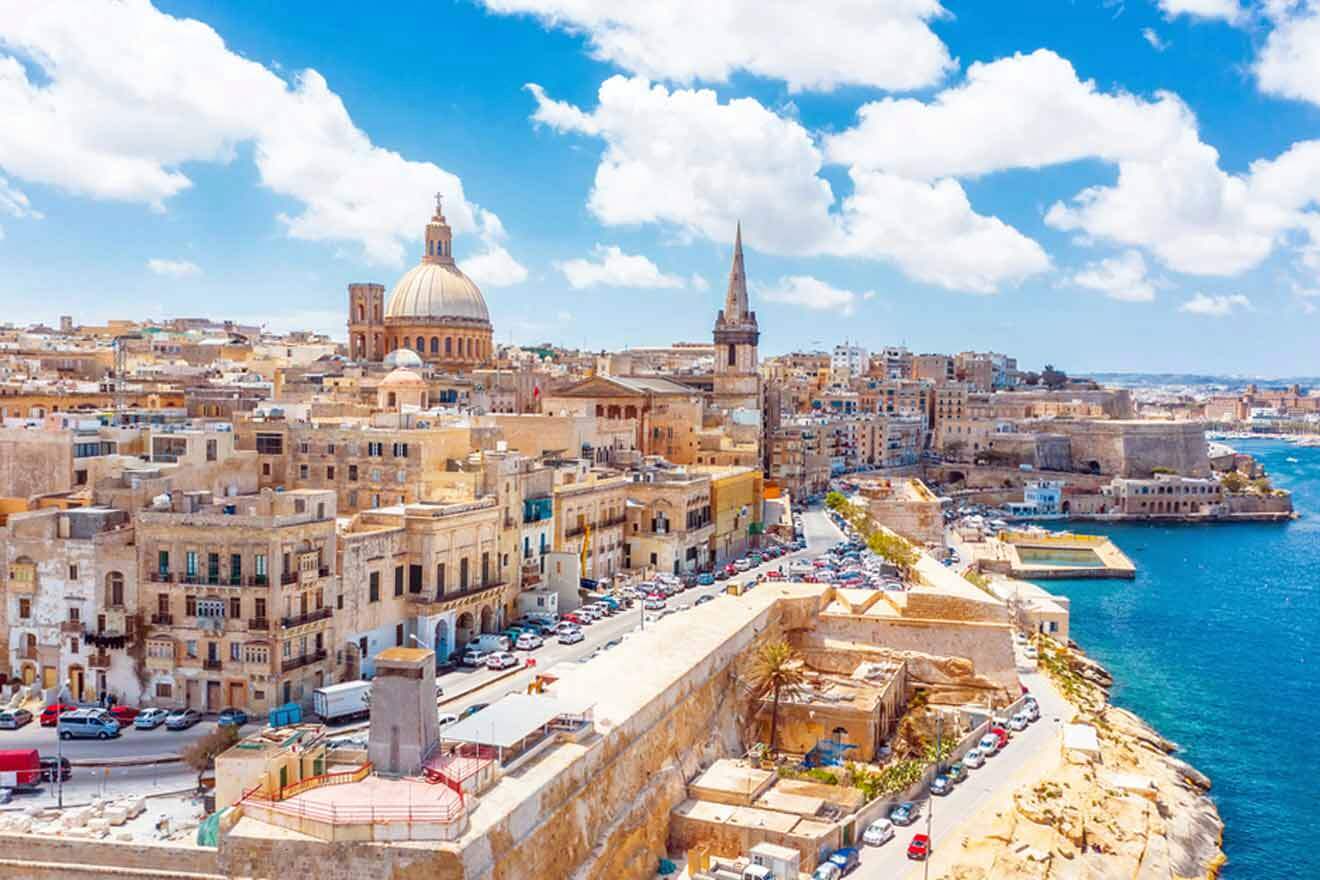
[515,633,544,650]
[485,651,518,670]
[1023,644,1039,660]
[1009,712,1029,731]
[978,734,1000,756]
[962,748,984,769]
[1024,702,1041,722]
[643,597,665,611]
[862,818,895,846]
[558,628,585,645]
[553,621,578,635]
[438,713,458,728]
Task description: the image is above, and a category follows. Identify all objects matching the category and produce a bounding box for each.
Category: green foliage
[1151,466,1177,475]
[181,725,239,783]
[777,766,840,786]
[745,640,806,756]
[1220,471,1248,493]
[963,570,991,592]
[1251,477,1273,494]
[866,530,919,569]
[824,491,848,511]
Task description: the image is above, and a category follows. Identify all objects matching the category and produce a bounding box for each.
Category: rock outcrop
[934,642,1225,880]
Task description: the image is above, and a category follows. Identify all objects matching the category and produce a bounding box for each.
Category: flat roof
[440,693,590,749]
[375,646,431,663]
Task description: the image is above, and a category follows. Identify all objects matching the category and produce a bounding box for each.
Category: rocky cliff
[936,640,1225,880]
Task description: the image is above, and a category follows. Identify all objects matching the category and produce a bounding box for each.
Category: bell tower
[712,222,761,411]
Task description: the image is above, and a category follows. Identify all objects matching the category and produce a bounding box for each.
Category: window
[392,443,409,459]
[459,558,469,590]
[299,464,309,479]
[348,465,358,481]
[255,554,267,582]
[327,465,335,480]
[369,572,380,603]
[158,550,169,576]
[208,553,220,583]
[206,439,217,462]
[229,597,242,618]
[396,623,404,647]
[299,441,310,455]
[367,442,383,457]
[18,598,31,619]
[106,572,125,607]
[394,566,404,597]
[230,642,241,662]
[186,640,198,658]
[185,595,198,616]
[185,551,198,579]
[155,682,173,698]
[262,462,271,476]
[69,564,78,580]
[198,598,225,618]
[408,565,422,594]
[230,553,242,585]
[255,433,283,455]
[436,563,446,596]
[254,597,266,620]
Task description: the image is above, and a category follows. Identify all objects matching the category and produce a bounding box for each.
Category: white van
[58,709,121,740]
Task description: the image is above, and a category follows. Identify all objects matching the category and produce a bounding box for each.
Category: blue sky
[2,0,1320,375]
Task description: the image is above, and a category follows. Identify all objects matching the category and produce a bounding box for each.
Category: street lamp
[924,713,943,880]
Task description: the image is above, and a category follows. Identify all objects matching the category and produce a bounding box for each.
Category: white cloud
[528,76,1049,293]
[465,246,529,287]
[483,0,953,93]
[0,175,39,219]
[146,258,202,278]
[1142,27,1170,51]
[1179,292,1252,316]
[1256,3,1320,106]
[0,1,516,267]
[555,244,685,289]
[1157,0,1243,22]
[1072,251,1157,301]
[755,276,870,316]
[689,274,710,291]
[824,50,1193,179]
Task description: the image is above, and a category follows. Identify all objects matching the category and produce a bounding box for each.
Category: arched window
[415,336,425,351]
[105,572,125,608]
[445,337,452,356]
[467,338,474,359]
[728,344,737,367]
[387,392,397,407]
[430,337,440,354]
[428,240,433,256]
[357,303,365,322]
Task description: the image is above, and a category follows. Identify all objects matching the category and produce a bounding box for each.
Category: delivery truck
[0,749,42,791]
[312,681,371,724]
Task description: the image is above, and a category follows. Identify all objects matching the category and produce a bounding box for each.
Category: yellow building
[693,465,763,564]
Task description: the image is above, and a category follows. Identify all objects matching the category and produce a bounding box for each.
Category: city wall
[0,834,221,878]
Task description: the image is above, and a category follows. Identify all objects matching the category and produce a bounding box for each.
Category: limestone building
[711,224,761,415]
[347,195,493,370]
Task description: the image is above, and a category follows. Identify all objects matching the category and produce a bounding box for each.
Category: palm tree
[746,640,806,757]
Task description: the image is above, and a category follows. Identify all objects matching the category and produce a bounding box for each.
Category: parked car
[990,726,1010,749]
[714,569,730,581]
[515,632,544,650]
[107,706,140,728]
[827,847,860,874]
[811,863,842,880]
[458,703,489,721]
[890,801,917,826]
[461,647,489,667]
[862,817,895,846]
[0,709,33,730]
[694,595,715,606]
[39,756,72,783]
[947,761,967,782]
[1008,712,1029,731]
[1024,644,1039,660]
[558,628,585,645]
[40,704,77,727]
[164,708,202,731]
[907,833,931,860]
[438,713,459,728]
[485,651,518,670]
[217,708,249,728]
[978,734,1000,756]
[1024,702,1041,722]
[134,708,169,730]
[59,709,122,740]
[930,774,953,796]
[643,597,665,611]
[697,572,715,586]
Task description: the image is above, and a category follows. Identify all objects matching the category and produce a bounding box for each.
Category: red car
[907,833,931,860]
[40,704,78,727]
[562,613,586,626]
[989,726,1010,749]
[108,706,140,728]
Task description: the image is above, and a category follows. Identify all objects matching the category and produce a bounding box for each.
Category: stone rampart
[0,834,220,877]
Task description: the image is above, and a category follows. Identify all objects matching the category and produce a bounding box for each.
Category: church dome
[385,262,488,323]
[380,367,426,388]
[383,194,490,325]
[382,347,424,369]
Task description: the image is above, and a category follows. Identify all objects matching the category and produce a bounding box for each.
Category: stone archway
[479,605,494,634]
[455,611,476,648]
[434,619,450,664]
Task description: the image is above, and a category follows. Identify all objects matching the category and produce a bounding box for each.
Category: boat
[1287,456,1299,463]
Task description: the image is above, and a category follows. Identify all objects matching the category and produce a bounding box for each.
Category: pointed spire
[724,221,749,320]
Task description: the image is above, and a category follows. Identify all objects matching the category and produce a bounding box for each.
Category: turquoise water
[1036,439,1319,879]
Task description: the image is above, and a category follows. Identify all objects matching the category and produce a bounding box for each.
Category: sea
[1035,438,1319,879]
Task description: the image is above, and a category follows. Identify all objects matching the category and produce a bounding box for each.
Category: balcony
[150,613,174,626]
[279,607,332,629]
[88,654,111,670]
[405,581,506,608]
[59,620,84,635]
[203,658,223,671]
[280,571,299,586]
[282,649,327,673]
[248,618,270,631]
[149,571,174,583]
[19,647,39,661]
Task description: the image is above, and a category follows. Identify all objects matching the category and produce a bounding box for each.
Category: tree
[1041,364,1068,390]
[867,530,919,573]
[745,640,806,757]
[1220,471,1248,493]
[1251,477,1273,494]
[182,725,239,788]
[824,491,848,512]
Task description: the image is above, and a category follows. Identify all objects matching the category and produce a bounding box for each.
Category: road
[0,716,255,762]
[406,506,845,723]
[852,651,1071,879]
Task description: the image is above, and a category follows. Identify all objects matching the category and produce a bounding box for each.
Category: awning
[440,693,592,750]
